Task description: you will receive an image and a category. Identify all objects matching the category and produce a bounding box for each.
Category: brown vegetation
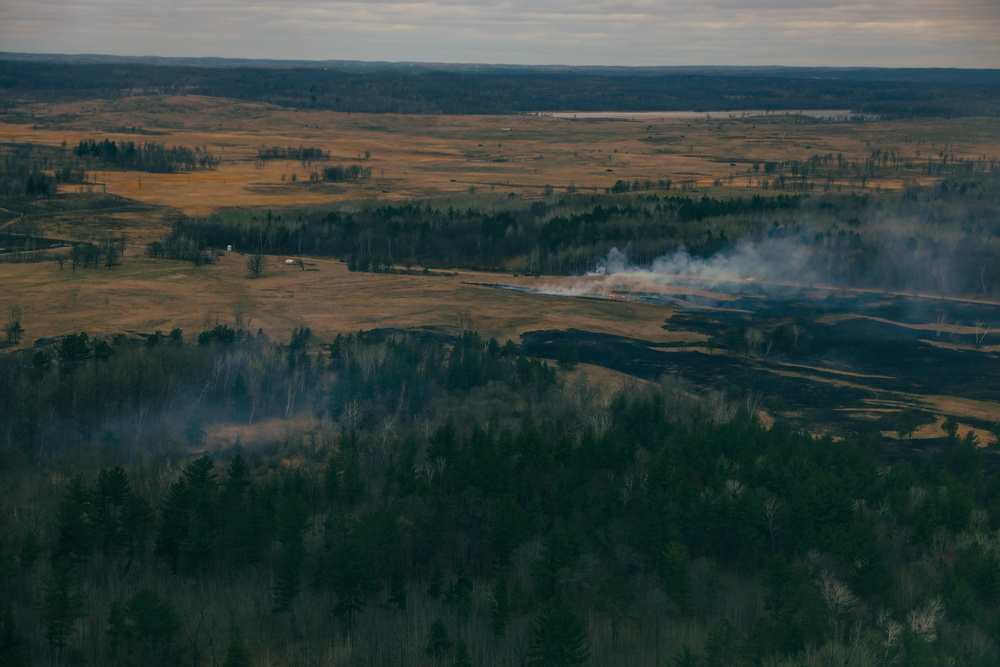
[4,95,999,218]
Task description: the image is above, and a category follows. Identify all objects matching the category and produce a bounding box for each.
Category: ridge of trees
[3,59,1000,117]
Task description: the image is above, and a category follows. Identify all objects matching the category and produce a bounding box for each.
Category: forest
[1,318,999,667]
[2,58,1000,118]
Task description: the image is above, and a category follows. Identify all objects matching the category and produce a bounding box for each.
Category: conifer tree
[155,479,191,572]
[272,492,308,615]
[452,640,472,667]
[0,605,29,667]
[37,559,87,651]
[122,589,181,667]
[489,576,509,637]
[425,619,451,661]
[54,476,94,563]
[528,600,590,667]
[222,628,253,667]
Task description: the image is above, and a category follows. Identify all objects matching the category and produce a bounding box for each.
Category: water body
[531,109,872,121]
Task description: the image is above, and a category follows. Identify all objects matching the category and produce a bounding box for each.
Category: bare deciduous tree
[907,598,943,644]
[246,251,266,279]
[5,304,23,344]
[764,495,781,548]
[819,573,858,640]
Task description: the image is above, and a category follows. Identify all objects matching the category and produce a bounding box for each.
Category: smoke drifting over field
[537,211,1000,304]
[593,238,819,288]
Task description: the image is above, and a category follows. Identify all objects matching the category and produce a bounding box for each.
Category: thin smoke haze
[591,238,819,288]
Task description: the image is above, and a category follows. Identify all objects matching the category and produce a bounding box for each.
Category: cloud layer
[2,1,998,67]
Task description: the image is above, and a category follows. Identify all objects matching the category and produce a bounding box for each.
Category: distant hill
[2,53,998,117]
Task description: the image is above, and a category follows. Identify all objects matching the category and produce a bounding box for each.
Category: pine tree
[702,617,742,667]
[272,493,308,614]
[328,532,366,622]
[37,559,87,651]
[489,576,509,637]
[428,564,444,599]
[105,602,129,665]
[272,541,305,614]
[389,564,407,610]
[18,530,41,570]
[671,645,701,667]
[54,476,94,563]
[155,479,191,571]
[425,619,451,660]
[93,465,132,555]
[0,605,29,667]
[226,454,252,495]
[323,453,342,503]
[123,589,181,667]
[452,640,472,667]
[222,628,253,667]
[528,600,590,667]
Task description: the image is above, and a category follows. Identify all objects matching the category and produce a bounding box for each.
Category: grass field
[4,95,999,221]
[0,252,681,346]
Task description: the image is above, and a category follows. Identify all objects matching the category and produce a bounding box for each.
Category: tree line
[154,178,1000,298]
[158,195,802,276]
[76,139,218,173]
[5,59,1000,118]
[256,146,330,162]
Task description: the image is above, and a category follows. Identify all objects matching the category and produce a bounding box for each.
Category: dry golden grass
[0,253,677,346]
[6,95,999,218]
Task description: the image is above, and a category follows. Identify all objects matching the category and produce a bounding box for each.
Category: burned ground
[518,285,1000,440]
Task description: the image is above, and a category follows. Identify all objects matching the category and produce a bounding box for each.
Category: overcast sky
[2,1,998,68]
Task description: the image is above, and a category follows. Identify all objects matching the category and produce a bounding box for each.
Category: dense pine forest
[3,59,1000,118]
[1,321,999,666]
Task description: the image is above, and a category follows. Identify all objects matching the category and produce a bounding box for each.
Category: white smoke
[591,237,819,289]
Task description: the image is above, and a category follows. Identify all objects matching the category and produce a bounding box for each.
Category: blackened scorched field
[482,280,1000,442]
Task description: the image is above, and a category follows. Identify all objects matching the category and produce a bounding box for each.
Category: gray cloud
[1,1,997,66]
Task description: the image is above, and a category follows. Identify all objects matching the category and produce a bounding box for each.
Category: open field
[0,253,680,346]
[3,95,999,221]
[2,94,999,442]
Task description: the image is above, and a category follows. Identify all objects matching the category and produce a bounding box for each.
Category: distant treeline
[3,59,1000,117]
[321,163,371,182]
[257,145,330,161]
[153,177,1000,297]
[161,194,802,275]
[76,138,218,173]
